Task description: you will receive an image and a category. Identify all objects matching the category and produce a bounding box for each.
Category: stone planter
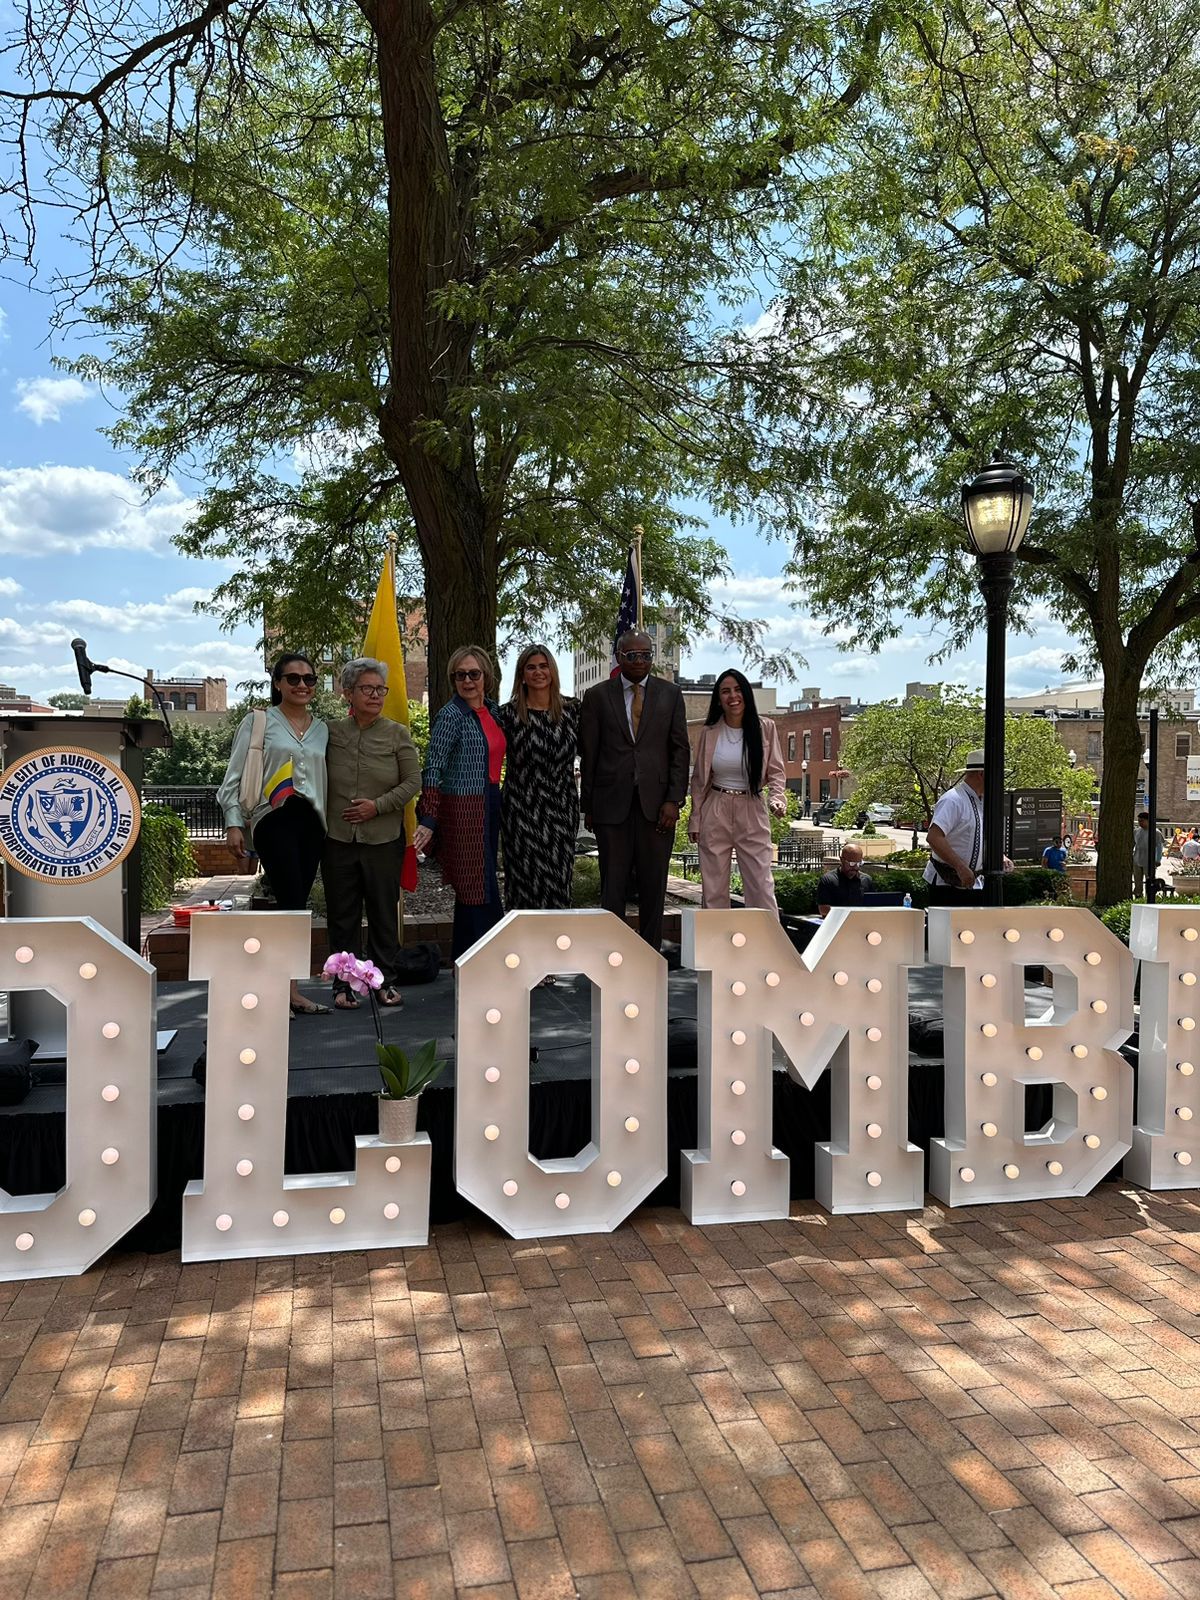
[1064,863,1097,902]
[378,1095,419,1143]
[1171,877,1200,897]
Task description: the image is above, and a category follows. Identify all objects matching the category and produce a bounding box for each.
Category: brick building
[143,670,227,713]
[771,704,844,808]
[1052,710,1200,828]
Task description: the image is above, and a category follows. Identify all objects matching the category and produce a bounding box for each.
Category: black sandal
[378,985,405,1008]
[290,999,331,1017]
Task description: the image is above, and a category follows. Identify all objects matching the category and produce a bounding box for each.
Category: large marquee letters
[683,907,924,1220]
[454,910,667,1238]
[1127,903,1200,1188]
[182,911,430,1261]
[929,907,1134,1204]
[0,917,155,1281]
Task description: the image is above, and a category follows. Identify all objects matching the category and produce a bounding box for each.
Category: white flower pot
[378,1095,419,1143]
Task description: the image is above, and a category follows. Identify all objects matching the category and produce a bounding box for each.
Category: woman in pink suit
[688,669,787,911]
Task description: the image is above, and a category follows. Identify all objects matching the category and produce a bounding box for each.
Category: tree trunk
[1096,665,1142,906]
[371,0,497,711]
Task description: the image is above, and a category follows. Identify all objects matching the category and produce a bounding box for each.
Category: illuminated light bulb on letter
[1185,928,1199,942]
[1181,1062,1196,1076]
[383,1202,400,1219]
[866,1122,882,1139]
[833,970,849,986]
[608,951,622,967]
[981,1122,998,1138]
[1004,1163,1021,1179]
[866,978,882,993]
[959,1167,975,1182]
[240,994,257,1011]
[1085,951,1102,966]
[1004,928,1020,942]
[485,1008,501,1025]
[731,981,746,996]
[272,1210,289,1227]
[730,1129,746,1146]
[1084,1133,1101,1149]
[1182,1017,1197,1032]
[385,1156,401,1173]
[1183,973,1198,987]
[101,1085,119,1103]
[236,1160,253,1177]
[624,1002,639,1019]
[102,1022,120,1039]
[14,947,33,964]
[980,973,997,988]
[1090,1086,1108,1101]
[1048,927,1065,942]
[238,1104,255,1121]
[1178,1106,1195,1121]
[624,1117,640,1133]
[959,930,975,945]
[554,1192,570,1210]
[981,1023,998,1038]
[624,1059,640,1075]
[329,1207,345,1225]
[79,962,96,980]
[866,1074,882,1091]
[484,1067,500,1083]
[765,972,780,987]
[78,1209,96,1227]
[1178,1150,1194,1165]
[866,1026,882,1042]
[502,1180,518,1196]
[730,1080,746,1095]
[730,1180,746,1196]
[1092,1000,1108,1014]
[215,1214,232,1232]
[14,1233,33,1251]
[1047,1160,1063,1176]
[800,1011,814,1027]
[606,1172,621,1187]
[484,1124,500,1141]
[1072,1044,1090,1058]
[866,931,882,946]
[731,932,746,947]
[239,1049,256,1065]
[981,1071,998,1087]
[866,1171,882,1187]
[101,1148,119,1166]
[730,1029,746,1046]
[243,937,260,954]
[504,953,520,969]
[556,935,572,951]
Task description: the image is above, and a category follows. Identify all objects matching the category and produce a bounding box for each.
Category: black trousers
[321,837,403,986]
[927,885,985,906]
[595,794,674,952]
[252,797,324,911]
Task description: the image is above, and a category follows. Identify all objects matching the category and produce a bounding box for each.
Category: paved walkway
[4,1187,1200,1597]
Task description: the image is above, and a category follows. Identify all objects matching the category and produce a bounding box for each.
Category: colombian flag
[264,760,295,809]
[362,541,419,892]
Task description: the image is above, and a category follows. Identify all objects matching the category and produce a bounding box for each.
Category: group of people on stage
[218,630,792,1005]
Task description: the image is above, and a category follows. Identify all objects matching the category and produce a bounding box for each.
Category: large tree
[752,0,1200,901]
[2,0,885,701]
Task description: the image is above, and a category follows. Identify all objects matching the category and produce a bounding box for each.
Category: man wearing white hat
[924,749,986,900]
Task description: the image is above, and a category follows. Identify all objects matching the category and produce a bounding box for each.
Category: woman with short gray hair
[322,657,421,1009]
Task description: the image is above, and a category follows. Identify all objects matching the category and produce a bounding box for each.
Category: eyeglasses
[356,684,387,696]
[621,651,653,662]
[454,668,483,682]
[282,672,317,688]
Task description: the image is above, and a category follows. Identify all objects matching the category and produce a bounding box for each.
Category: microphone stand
[70,639,174,745]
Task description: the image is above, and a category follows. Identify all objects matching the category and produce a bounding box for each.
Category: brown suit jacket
[579,674,690,825]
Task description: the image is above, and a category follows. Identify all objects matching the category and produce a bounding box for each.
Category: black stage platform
[0,968,1132,1251]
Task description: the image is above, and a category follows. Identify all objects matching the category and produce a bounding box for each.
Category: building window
[185,693,198,711]
[802,731,811,761]
[819,779,830,801]
[822,729,832,761]
[1087,732,1101,760]
[787,733,796,762]
[1178,733,1191,759]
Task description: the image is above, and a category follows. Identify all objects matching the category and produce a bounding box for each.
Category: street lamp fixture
[961,455,1035,905]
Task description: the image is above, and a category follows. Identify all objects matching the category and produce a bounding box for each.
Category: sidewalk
[4,1186,1200,1596]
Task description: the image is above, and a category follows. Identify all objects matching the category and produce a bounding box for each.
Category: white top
[710,725,747,789]
[923,780,983,887]
[218,705,329,832]
[1182,839,1200,859]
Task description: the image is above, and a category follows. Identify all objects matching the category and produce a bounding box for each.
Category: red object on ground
[172,904,226,927]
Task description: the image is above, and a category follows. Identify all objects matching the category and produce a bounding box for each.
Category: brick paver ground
[6,1187,1200,1596]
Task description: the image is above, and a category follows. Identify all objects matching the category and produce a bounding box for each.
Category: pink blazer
[688,718,786,835]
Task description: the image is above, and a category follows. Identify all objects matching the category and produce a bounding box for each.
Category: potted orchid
[322,952,446,1142]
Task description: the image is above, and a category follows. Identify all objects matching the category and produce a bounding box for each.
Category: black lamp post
[961,456,1034,906]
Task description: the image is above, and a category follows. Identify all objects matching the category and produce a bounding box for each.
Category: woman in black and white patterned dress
[497,644,580,915]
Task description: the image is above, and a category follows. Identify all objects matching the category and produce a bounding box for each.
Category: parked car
[812,799,841,825]
[866,803,896,823]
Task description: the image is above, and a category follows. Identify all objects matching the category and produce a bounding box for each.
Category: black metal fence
[143,785,224,837]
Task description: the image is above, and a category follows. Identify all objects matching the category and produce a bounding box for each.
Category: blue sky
[0,265,1083,706]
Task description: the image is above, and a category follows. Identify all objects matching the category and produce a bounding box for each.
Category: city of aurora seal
[0,747,140,883]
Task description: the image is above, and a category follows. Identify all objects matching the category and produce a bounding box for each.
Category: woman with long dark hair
[495,643,580,917]
[688,669,787,911]
[218,650,330,1014]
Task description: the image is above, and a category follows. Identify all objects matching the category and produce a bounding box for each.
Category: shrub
[140,804,197,910]
[1004,866,1066,904]
[571,856,602,906]
[883,848,929,867]
[1100,899,1133,945]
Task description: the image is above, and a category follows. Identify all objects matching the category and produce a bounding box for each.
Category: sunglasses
[454,668,483,681]
[356,684,387,696]
[282,672,317,688]
[621,651,653,662]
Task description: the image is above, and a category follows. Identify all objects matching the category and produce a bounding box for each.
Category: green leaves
[376,1038,446,1101]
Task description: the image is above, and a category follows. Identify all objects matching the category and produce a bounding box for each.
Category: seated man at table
[818,843,873,916]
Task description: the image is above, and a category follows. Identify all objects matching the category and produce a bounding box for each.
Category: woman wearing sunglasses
[412,645,506,958]
[218,651,330,1015]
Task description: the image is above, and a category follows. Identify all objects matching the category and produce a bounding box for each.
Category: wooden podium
[0,715,169,1053]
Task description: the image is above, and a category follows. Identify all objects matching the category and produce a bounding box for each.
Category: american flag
[608,547,641,675]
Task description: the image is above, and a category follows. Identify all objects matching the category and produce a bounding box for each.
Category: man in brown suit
[579,631,690,951]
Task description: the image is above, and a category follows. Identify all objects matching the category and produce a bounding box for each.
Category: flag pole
[632,524,644,631]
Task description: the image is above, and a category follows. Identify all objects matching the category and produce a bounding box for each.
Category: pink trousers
[697,790,779,912]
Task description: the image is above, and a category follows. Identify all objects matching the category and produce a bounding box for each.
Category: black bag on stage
[0,1040,35,1105]
[395,942,442,985]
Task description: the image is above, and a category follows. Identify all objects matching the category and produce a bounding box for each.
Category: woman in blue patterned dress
[496,644,580,916]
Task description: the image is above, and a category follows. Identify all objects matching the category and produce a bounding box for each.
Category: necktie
[631,682,643,738]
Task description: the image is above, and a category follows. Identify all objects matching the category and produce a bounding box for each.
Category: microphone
[71,638,98,696]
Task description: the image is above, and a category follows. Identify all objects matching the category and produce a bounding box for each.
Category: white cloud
[158,641,269,685]
[0,307,8,342]
[0,577,21,597]
[0,615,75,650]
[15,376,93,425]
[42,587,211,633]
[292,427,372,477]
[0,466,197,556]
[1007,645,1071,681]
